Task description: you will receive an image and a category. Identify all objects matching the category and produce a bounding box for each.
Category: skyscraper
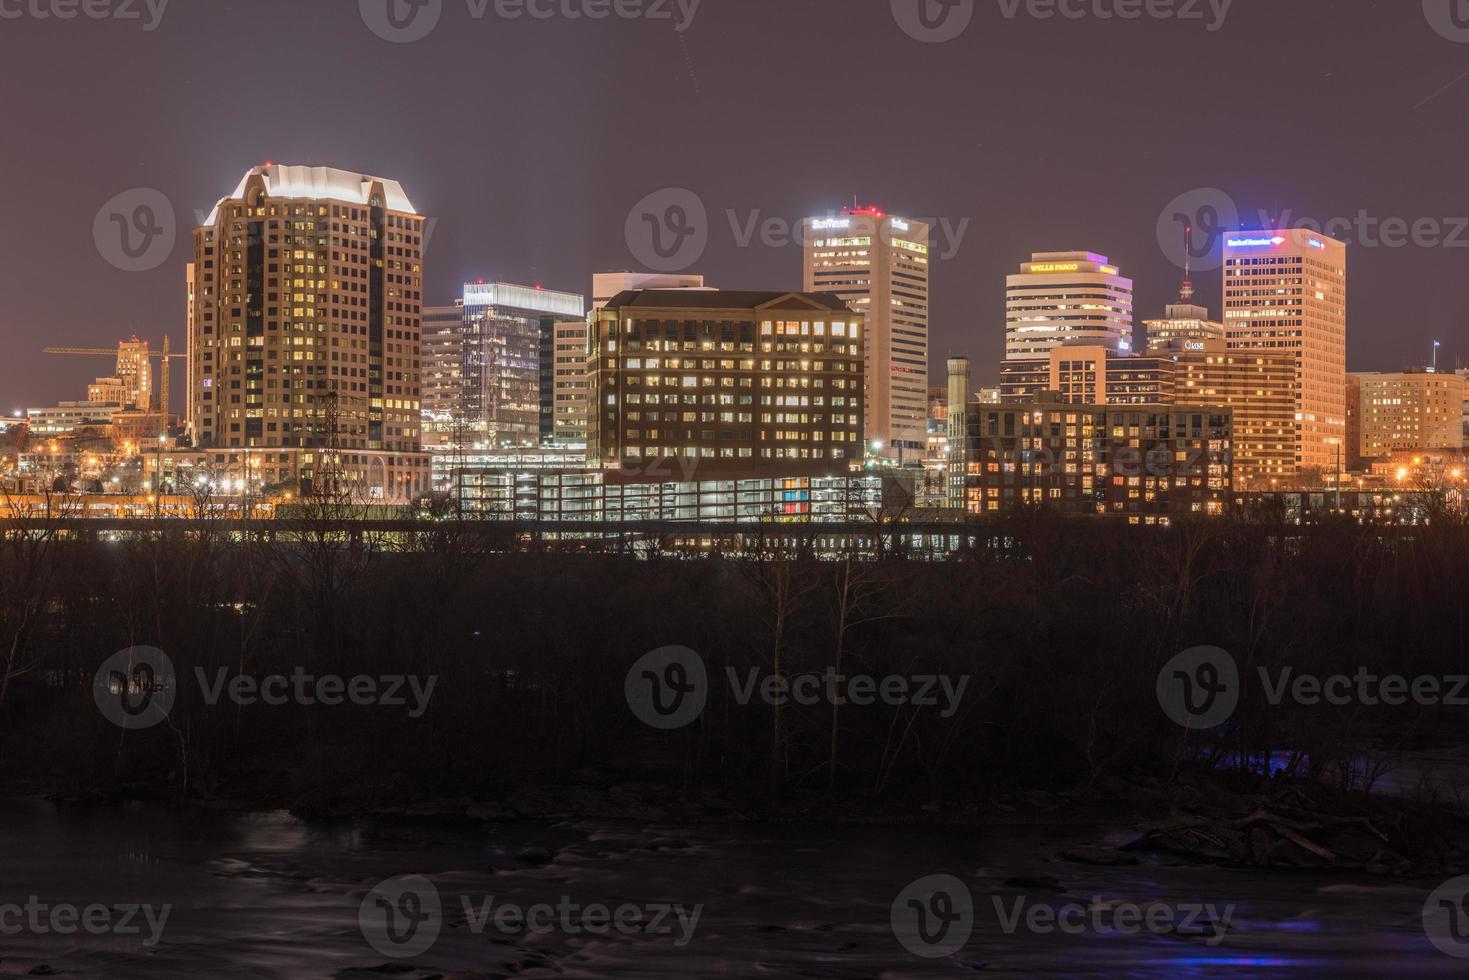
[189,164,429,500]
[802,207,930,459]
[1001,251,1134,402]
[86,338,153,410]
[421,303,466,447]
[422,282,585,449]
[1222,229,1347,474]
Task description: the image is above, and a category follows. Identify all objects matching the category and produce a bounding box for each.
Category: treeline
[1,510,1467,814]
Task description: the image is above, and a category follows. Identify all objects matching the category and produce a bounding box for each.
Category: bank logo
[93,646,176,731]
[1156,187,1239,274]
[624,188,708,273]
[93,188,176,273]
[625,646,707,730]
[360,0,443,42]
[892,874,973,958]
[1157,646,1239,730]
[1425,0,1469,42]
[360,875,443,959]
[891,0,974,43]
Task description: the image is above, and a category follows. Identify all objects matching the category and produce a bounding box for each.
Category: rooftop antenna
[1433,340,1441,373]
[1179,225,1195,304]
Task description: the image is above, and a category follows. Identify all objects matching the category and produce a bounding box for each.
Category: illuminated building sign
[1307,238,1326,249]
[1226,236,1287,248]
[811,218,851,231]
[889,218,910,232]
[1027,262,1120,275]
[1184,341,1206,351]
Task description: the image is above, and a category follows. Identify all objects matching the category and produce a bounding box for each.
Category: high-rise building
[1353,369,1467,460]
[1006,252,1134,359]
[82,338,153,410]
[420,283,584,450]
[1223,229,1347,474]
[1002,251,1134,402]
[460,282,584,449]
[587,290,865,479]
[189,164,429,500]
[550,314,592,445]
[802,207,930,458]
[592,272,709,310]
[421,303,466,447]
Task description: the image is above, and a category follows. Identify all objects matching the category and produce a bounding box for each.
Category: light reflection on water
[0,796,1461,978]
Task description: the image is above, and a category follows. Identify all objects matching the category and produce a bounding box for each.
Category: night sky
[3,0,1467,411]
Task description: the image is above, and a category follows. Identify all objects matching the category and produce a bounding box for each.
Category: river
[0,796,1462,978]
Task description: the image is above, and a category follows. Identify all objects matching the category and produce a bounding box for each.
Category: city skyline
[5,2,1469,410]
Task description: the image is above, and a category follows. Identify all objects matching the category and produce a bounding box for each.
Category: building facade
[189,164,429,500]
[1353,369,1467,460]
[954,395,1234,522]
[1168,339,1297,487]
[459,282,585,449]
[802,208,930,457]
[1044,345,1176,405]
[421,303,466,447]
[550,314,592,445]
[587,290,865,480]
[457,470,885,524]
[1223,229,1347,474]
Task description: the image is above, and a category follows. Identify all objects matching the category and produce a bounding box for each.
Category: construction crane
[43,336,182,440]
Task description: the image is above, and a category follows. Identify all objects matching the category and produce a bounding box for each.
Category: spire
[1179,225,1195,304]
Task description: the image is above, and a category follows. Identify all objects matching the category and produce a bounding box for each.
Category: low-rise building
[1353,369,1466,461]
[953,393,1234,523]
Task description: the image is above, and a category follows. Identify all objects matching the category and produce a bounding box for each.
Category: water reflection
[0,797,1459,978]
